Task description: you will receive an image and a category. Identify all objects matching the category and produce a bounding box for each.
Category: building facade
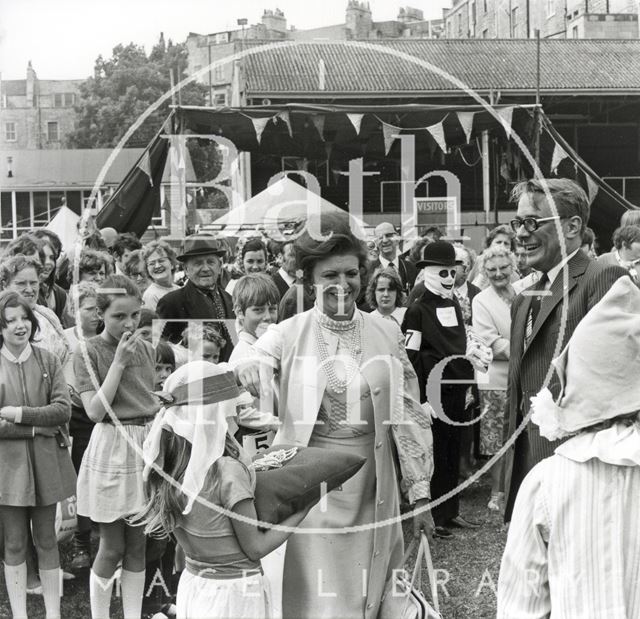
[443,0,639,39]
[0,62,83,150]
[185,2,446,105]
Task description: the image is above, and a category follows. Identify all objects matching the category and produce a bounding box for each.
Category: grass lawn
[0,475,506,618]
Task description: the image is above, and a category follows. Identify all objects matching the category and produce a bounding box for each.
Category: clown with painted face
[401,240,479,538]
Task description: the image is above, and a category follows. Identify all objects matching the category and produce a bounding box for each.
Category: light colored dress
[33,303,70,366]
[472,286,512,455]
[254,307,433,619]
[498,422,640,618]
[142,281,181,311]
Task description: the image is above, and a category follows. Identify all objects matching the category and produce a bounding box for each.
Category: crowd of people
[0,176,638,619]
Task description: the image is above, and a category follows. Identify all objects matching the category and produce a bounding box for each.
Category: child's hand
[113,330,140,368]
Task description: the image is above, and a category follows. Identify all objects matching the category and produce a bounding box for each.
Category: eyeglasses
[510,216,560,233]
[438,269,456,278]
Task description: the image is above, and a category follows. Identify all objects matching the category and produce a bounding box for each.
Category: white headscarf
[143,361,242,515]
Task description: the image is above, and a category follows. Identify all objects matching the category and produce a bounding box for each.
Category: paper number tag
[436,307,458,327]
[404,330,422,351]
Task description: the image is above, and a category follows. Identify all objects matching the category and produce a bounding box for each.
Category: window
[33,192,49,225]
[15,192,31,232]
[5,122,16,142]
[47,121,59,142]
[213,65,225,82]
[572,25,579,38]
[511,7,518,36]
[482,28,488,38]
[211,90,226,107]
[54,93,75,107]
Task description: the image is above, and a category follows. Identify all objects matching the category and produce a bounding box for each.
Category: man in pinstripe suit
[503,178,627,522]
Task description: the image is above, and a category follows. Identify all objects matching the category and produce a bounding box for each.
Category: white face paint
[422,265,456,299]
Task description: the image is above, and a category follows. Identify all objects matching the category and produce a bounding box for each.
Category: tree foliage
[67,34,207,148]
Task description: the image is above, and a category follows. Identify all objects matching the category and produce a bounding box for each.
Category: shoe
[68,548,91,571]
[488,492,504,511]
[448,515,481,529]
[26,582,42,596]
[433,526,453,539]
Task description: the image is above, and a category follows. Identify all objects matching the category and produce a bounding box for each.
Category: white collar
[278,268,296,287]
[379,254,399,270]
[454,282,469,299]
[238,330,258,345]
[374,307,405,324]
[0,343,33,364]
[545,248,581,287]
[556,422,640,467]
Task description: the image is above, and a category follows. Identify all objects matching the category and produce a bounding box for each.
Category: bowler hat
[415,240,457,269]
[177,235,227,262]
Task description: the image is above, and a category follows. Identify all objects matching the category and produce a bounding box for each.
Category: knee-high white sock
[90,569,115,619]
[4,562,28,619]
[39,567,61,619]
[120,569,145,619]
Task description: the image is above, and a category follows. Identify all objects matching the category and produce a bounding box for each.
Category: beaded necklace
[314,306,363,394]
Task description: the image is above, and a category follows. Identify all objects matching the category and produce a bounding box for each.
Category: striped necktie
[525,273,549,342]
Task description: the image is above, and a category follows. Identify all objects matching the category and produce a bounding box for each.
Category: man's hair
[511,178,590,234]
[233,273,280,314]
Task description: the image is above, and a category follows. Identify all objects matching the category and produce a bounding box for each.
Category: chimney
[26,61,37,108]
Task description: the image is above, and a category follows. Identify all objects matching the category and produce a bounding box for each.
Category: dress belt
[101,415,155,426]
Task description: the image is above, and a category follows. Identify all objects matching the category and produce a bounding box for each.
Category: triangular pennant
[311,114,325,140]
[497,106,514,138]
[347,113,364,135]
[136,150,153,187]
[551,142,569,174]
[251,117,271,144]
[382,122,398,156]
[277,111,293,138]
[585,174,599,204]
[456,111,475,143]
[425,121,448,154]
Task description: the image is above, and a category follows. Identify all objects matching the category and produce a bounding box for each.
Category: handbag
[378,533,442,619]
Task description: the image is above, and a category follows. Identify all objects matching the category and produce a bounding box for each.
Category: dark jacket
[271,271,292,301]
[156,279,235,361]
[503,251,627,521]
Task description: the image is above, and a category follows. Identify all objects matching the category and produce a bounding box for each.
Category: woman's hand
[0,406,20,423]
[234,360,264,399]
[412,498,435,538]
[113,331,140,369]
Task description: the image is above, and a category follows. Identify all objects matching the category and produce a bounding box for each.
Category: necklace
[314,308,363,394]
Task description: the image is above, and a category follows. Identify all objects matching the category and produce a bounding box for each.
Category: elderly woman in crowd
[471,224,518,290]
[498,276,640,618]
[141,239,180,311]
[0,255,69,365]
[366,266,407,325]
[472,245,517,511]
[236,211,434,619]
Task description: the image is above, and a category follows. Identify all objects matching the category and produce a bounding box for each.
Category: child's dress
[74,335,160,522]
[0,344,76,506]
[173,451,271,619]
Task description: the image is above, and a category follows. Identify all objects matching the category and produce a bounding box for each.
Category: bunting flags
[585,174,599,204]
[551,142,569,174]
[456,111,475,144]
[497,106,514,138]
[251,117,271,144]
[382,122,398,156]
[426,121,447,154]
[347,113,364,135]
[311,114,325,140]
[277,111,293,138]
[136,150,153,187]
